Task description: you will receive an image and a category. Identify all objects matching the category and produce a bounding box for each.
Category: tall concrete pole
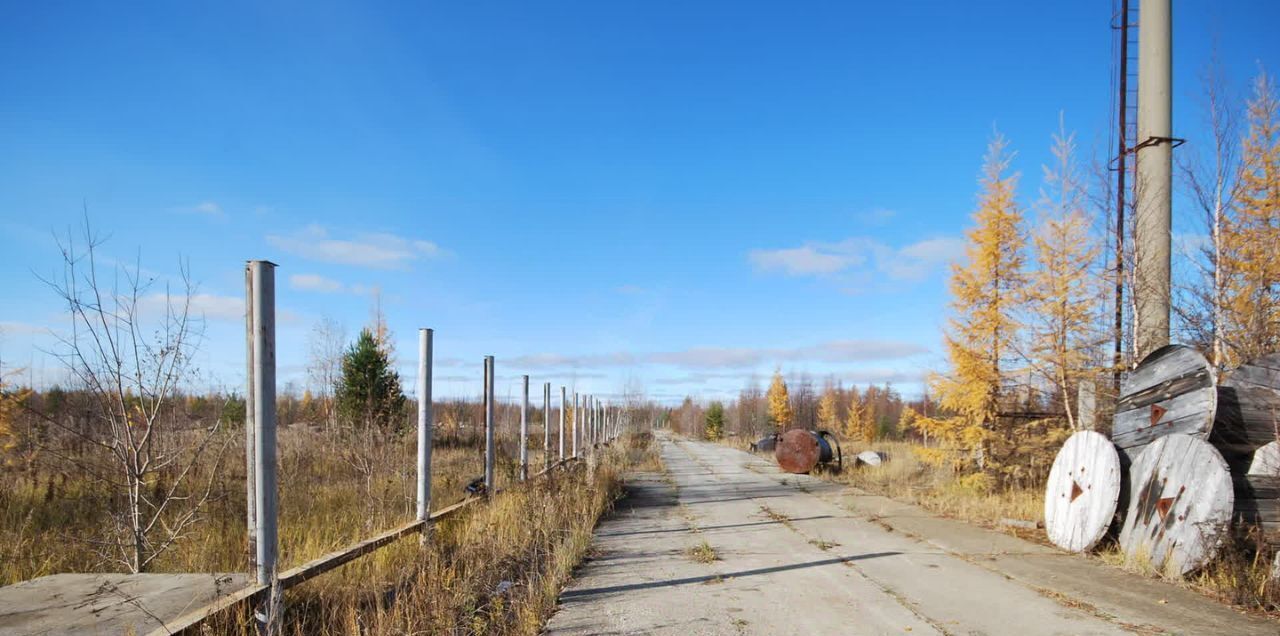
[559,386,567,460]
[483,356,495,495]
[573,392,580,457]
[243,263,257,572]
[416,329,434,522]
[519,375,529,481]
[1135,0,1173,359]
[543,382,551,470]
[248,260,278,586]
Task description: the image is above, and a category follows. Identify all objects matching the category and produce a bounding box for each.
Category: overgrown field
[2,425,497,583]
[3,420,655,632]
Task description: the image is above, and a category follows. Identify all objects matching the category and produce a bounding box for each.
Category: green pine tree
[704,402,725,441]
[335,328,407,431]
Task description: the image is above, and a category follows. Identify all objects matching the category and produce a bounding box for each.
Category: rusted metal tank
[774,429,842,474]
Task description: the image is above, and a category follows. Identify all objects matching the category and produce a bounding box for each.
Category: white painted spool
[1044,431,1121,553]
[1118,434,1233,576]
[1249,441,1280,476]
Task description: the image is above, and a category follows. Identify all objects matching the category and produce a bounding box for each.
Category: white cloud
[177,201,225,219]
[502,339,927,371]
[749,236,962,283]
[1173,232,1211,256]
[652,367,923,387]
[137,292,267,323]
[856,208,898,225]
[0,321,49,336]
[290,273,345,293]
[748,239,871,276]
[879,237,967,282]
[267,225,448,270]
[181,293,244,321]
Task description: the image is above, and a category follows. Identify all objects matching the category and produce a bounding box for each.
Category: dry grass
[685,540,718,564]
[810,439,1043,530]
[3,422,657,633]
[2,426,538,584]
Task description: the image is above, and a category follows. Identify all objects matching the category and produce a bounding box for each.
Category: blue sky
[2,2,1277,403]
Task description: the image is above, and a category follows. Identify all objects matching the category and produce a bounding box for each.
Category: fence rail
[145,456,583,635]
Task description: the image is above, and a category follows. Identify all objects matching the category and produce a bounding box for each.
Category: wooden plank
[1112,345,1217,459]
[1044,431,1122,553]
[1118,434,1234,576]
[278,519,425,588]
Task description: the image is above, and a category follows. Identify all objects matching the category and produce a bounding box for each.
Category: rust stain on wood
[1150,404,1167,426]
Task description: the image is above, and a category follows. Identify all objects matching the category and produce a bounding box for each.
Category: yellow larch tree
[816,388,839,431]
[897,406,918,438]
[1026,119,1101,430]
[844,394,874,443]
[766,370,792,431]
[924,132,1027,474]
[1221,70,1280,365]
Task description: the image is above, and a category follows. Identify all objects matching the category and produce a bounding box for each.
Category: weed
[808,539,839,551]
[685,540,718,564]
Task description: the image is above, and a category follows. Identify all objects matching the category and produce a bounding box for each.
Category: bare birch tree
[306,316,346,432]
[42,223,228,572]
[1177,59,1241,370]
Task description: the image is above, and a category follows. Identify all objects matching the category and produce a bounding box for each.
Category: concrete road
[544,434,1277,636]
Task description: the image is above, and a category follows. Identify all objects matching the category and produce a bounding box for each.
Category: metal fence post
[519,375,529,481]
[573,392,580,458]
[416,329,434,524]
[248,261,278,590]
[484,356,495,496]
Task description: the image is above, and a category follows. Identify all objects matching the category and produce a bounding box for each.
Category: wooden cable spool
[1044,431,1121,553]
[1233,472,1280,543]
[1212,354,1280,543]
[1118,434,1234,576]
[1241,441,1280,543]
[1212,353,1280,470]
[1112,345,1218,465]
